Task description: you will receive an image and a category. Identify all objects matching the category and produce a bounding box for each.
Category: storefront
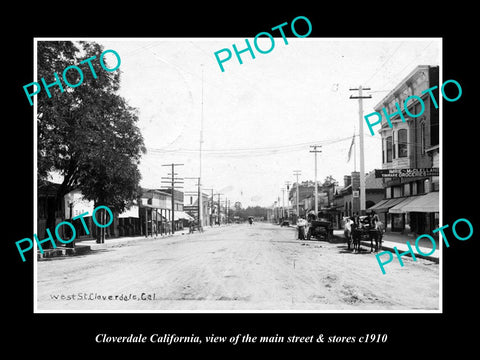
[118,204,141,237]
[368,197,406,232]
[399,191,439,235]
[174,211,195,229]
[368,192,439,234]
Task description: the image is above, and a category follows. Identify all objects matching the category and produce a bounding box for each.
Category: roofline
[373,65,437,110]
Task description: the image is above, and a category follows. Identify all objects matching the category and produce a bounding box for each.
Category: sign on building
[375,168,439,178]
[64,190,95,219]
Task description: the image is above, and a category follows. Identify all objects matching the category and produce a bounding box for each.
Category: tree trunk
[43,185,68,249]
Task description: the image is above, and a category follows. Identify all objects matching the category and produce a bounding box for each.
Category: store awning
[367,197,406,213]
[141,203,164,209]
[389,196,421,214]
[118,205,139,218]
[400,191,439,213]
[174,211,194,221]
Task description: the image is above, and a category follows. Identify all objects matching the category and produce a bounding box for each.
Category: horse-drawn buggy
[344,214,384,253]
[306,212,334,241]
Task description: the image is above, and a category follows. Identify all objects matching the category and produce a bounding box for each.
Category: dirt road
[36,223,439,311]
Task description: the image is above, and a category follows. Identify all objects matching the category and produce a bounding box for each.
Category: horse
[365,228,382,252]
[343,216,354,250]
[350,216,383,253]
[358,227,383,253]
[350,221,363,253]
[370,220,384,252]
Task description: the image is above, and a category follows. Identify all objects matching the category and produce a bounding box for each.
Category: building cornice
[373,65,432,110]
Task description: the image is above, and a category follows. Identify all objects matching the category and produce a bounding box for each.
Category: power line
[363,41,404,85]
[145,136,353,155]
[376,41,436,91]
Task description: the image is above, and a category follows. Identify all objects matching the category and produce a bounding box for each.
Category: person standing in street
[189,219,194,234]
[297,217,307,240]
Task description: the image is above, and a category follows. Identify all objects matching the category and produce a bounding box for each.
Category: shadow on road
[38,248,113,262]
[337,244,379,255]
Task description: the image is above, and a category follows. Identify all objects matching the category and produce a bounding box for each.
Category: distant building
[288,180,320,218]
[141,188,190,235]
[38,180,116,244]
[332,171,384,228]
[184,192,210,227]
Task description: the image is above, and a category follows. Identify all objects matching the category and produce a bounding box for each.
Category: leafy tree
[234,201,242,211]
[231,205,269,221]
[37,41,145,243]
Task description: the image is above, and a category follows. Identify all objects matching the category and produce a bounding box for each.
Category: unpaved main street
[36,223,439,311]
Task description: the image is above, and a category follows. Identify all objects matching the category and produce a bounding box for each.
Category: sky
[93,37,440,208]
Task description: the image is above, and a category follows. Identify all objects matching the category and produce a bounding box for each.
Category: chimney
[351,171,360,191]
[344,175,352,188]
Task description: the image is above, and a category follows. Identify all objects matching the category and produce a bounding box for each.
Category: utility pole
[161,163,184,234]
[185,177,202,229]
[227,199,230,224]
[198,65,205,232]
[293,170,301,219]
[274,201,278,223]
[280,187,285,220]
[203,187,214,227]
[214,193,223,225]
[350,86,372,215]
[309,145,322,216]
[225,196,228,225]
[277,196,281,223]
[285,181,291,220]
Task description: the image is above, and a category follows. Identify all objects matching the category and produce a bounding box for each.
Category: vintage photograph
[33,37,441,312]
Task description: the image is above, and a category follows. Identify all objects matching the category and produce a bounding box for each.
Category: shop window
[385,187,391,199]
[430,106,439,146]
[421,122,426,154]
[393,186,402,198]
[398,129,408,158]
[417,180,425,194]
[410,182,416,195]
[392,214,404,231]
[382,138,385,163]
[386,136,393,162]
[392,131,396,159]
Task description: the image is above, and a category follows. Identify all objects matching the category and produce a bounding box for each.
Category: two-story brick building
[368,65,440,235]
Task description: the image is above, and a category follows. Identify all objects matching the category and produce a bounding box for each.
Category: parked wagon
[306,212,333,241]
[350,215,383,253]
